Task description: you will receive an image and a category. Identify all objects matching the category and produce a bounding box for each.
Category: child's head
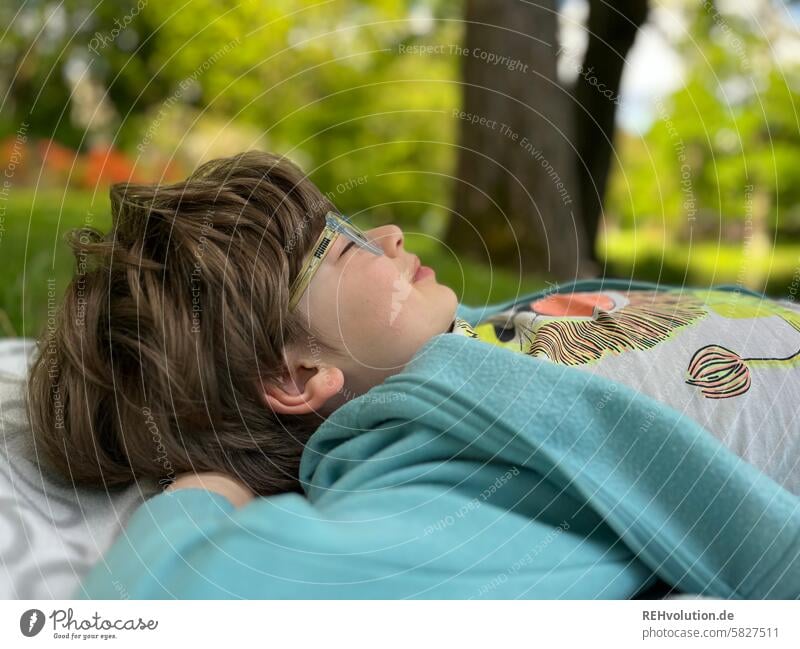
[268,208,458,417]
[27,151,457,496]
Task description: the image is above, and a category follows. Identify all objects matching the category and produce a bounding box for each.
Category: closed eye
[337,240,356,263]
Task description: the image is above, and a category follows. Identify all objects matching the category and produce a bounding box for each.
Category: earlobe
[261,365,344,416]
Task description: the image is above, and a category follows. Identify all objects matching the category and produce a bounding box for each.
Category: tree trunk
[574,0,649,262]
[446,0,595,280]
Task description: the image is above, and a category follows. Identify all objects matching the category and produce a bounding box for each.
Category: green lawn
[0,190,111,339]
[599,229,800,298]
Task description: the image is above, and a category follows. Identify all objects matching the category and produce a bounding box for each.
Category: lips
[412,257,436,283]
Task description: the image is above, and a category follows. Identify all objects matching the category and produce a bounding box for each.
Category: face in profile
[290,223,459,402]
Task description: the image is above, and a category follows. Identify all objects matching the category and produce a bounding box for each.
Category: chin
[434,285,459,321]
[438,283,458,306]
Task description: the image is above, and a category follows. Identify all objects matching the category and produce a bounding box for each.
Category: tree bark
[574,0,649,262]
[446,0,595,280]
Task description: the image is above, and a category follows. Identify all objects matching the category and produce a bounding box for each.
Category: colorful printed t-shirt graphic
[452,289,800,495]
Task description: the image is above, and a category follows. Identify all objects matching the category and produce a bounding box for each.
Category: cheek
[339,268,420,349]
[344,263,400,311]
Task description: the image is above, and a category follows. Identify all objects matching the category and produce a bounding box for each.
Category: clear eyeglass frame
[288,211,383,311]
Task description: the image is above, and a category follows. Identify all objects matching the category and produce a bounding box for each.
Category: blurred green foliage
[0,0,465,224]
[605,4,800,286]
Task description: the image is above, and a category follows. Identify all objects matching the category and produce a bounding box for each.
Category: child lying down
[28,150,799,501]
[25,151,799,599]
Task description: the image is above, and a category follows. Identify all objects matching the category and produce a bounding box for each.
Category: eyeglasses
[288,211,384,311]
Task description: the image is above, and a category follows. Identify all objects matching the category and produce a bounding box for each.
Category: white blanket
[0,339,158,598]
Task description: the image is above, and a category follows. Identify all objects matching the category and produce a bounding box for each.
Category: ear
[260,362,344,416]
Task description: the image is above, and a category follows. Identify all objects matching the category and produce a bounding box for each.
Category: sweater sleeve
[76,484,545,599]
[74,476,651,599]
[75,489,236,599]
[75,487,406,599]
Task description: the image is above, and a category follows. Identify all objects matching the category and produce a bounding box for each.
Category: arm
[74,483,494,599]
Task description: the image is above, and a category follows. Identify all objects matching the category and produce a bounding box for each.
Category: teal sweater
[76,280,800,599]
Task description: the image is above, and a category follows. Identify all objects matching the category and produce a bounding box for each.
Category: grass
[598,228,800,298]
[0,189,111,339]
[3,190,799,339]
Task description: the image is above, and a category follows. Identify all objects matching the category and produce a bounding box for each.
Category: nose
[369,224,404,257]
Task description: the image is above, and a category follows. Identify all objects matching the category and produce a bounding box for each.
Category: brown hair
[26,151,339,496]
